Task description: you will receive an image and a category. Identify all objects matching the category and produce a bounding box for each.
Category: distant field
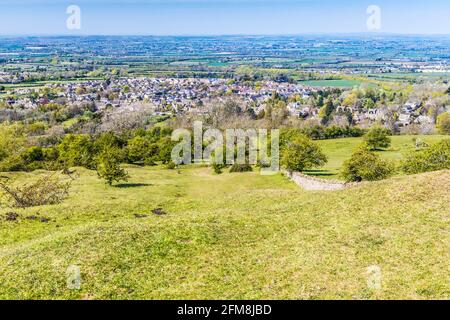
[0,165,448,299]
[298,79,366,88]
[312,135,448,179]
[2,78,104,90]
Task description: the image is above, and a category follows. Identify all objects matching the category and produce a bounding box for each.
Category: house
[397,114,412,127]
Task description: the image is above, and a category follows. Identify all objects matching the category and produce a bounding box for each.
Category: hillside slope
[0,166,448,299]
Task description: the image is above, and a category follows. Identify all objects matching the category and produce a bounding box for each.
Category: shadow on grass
[303,170,335,177]
[115,183,152,188]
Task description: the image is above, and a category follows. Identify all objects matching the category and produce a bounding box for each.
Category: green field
[0,134,448,299]
[312,135,448,179]
[0,161,449,299]
[297,79,366,88]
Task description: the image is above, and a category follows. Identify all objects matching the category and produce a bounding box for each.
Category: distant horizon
[2,32,450,37]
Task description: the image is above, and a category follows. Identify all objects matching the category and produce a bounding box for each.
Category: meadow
[312,135,448,179]
[0,135,449,299]
[297,79,365,88]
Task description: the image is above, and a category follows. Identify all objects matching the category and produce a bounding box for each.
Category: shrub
[166,161,176,170]
[58,134,95,169]
[229,164,253,173]
[364,126,391,150]
[0,154,27,172]
[436,113,450,135]
[281,135,327,172]
[21,146,44,163]
[0,122,26,162]
[402,139,450,174]
[96,147,129,186]
[126,136,159,164]
[212,163,226,174]
[0,172,72,208]
[94,132,124,153]
[341,147,395,182]
[143,157,158,166]
[158,137,177,164]
[283,125,365,141]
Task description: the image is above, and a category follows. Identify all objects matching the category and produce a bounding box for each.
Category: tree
[0,172,72,208]
[281,135,328,172]
[402,139,450,174]
[436,112,450,135]
[0,122,27,171]
[319,99,334,125]
[58,134,95,169]
[363,98,375,109]
[341,147,395,182]
[126,136,159,163]
[96,147,129,186]
[364,126,391,150]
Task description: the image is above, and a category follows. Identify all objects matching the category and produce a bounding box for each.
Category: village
[1,77,438,130]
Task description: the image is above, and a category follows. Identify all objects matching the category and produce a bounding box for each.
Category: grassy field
[0,164,449,299]
[297,79,365,88]
[311,135,448,179]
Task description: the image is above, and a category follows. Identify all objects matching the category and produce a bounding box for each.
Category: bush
[96,147,129,186]
[158,137,177,164]
[402,139,450,174]
[126,136,159,164]
[58,134,95,169]
[21,146,44,163]
[436,113,450,135]
[229,164,253,173]
[281,135,327,172]
[212,163,226,174]
[0,154,27,172]
[364,126,391,150]
[341,147,395,182]
[0,172,73,208]
[166,161,176,170]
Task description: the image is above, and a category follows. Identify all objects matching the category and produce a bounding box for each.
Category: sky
[0,0,449,35]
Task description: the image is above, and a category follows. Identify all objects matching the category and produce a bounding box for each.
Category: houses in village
[0,77,443,129]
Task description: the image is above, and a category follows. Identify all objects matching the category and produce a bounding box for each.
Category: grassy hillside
[313,135,447,179]
[0,166,448,299]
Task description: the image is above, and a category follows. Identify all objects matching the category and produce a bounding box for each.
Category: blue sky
[0,0,449,35]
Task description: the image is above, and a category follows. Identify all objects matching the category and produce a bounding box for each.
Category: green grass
[0,164,449,299]
[312,135,448,179]
[297,79,366,88]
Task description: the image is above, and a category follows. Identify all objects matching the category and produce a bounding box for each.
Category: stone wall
[285,171,349,191]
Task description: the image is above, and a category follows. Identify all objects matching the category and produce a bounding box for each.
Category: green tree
[58,134,95,169]
[364,126,391,150]
[0,123,27,171]
[281,135,328,172]
[402,139,450,174]
[96,147,129,186]
[363,98,376,109]
[436,113,450,135]
[341,147,395,182]
[126,136,159,163]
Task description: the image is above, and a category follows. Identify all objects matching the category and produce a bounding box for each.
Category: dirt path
[285,171,351,191]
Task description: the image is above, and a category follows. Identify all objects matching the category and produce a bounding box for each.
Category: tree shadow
[303,170,335,177]
[115,183,152,188]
